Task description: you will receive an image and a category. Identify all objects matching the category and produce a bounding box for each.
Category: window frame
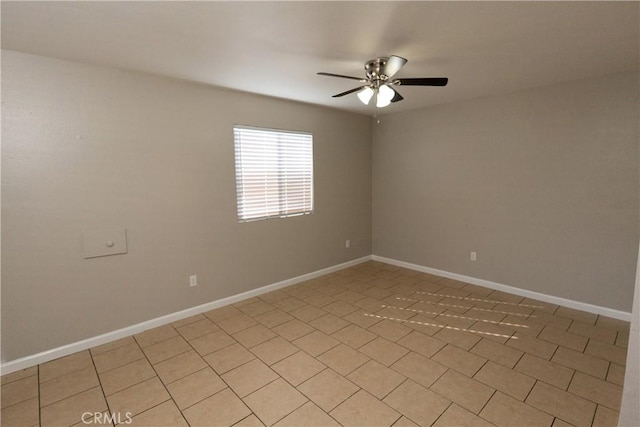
[233,124,314,223]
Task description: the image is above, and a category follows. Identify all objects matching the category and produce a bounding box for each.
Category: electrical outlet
[345,239,350,248]
[470,251,477,261]
[190,275,198,287]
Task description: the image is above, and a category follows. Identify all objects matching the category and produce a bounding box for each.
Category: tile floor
[0,261,631,427]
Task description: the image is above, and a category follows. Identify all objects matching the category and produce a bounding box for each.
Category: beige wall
[373,71,639,312]
[1,50,372,362]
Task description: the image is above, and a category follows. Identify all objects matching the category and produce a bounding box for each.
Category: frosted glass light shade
[376,85,394,108]
[357,87,374,105]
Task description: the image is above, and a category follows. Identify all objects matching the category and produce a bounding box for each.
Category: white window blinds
[233,126,314,222]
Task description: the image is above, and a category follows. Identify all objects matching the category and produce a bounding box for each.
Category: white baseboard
[1,256,372,375]
[372,255,632,322]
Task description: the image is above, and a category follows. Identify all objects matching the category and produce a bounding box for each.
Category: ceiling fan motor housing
[365,57,391,85]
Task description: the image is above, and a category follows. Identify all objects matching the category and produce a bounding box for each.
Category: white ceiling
[2,1,638,115]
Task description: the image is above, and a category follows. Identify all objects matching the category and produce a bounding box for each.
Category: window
[233,125,314,222]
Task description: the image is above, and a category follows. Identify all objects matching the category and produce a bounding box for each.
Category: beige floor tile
[293,330,340,356]
[271,319,315,341]
[568,321,617,344]
[568,372,623,410]
[392,416,420,426]
[606,363,625,386]
[303,293,337,308]
[233,324,277,348]
[90,336,137,356]
[539,326,588,352]
[406,314,449,336]
[500,315,545,337]
[289,305,327,322]
[432,404,495,427]
[480,391,554,427]
[359,337,409,366]
[317,343,370,376]
[175,318,219,341]
[274,401,340,427]
[331,389,400,427]
[343,309,385,328]
[272,296,307,313]
[474,361,535,401]
[383,379,450,426]
[467,321,514,344]
[529,311,573,331]
[272,351,325,386]
[555,307,598,325]
[92,342,145,373]
[309,313,350,334]
[434,310,477,329]
[615,329,629,348]
[171,314,206,329]
[217,313,259,334]
[355,296,388,311]
[189,330,237,356]
[234,414,266,427]
[1,375,38,408]
[584,339,627,365]
[391,351,447,388]
[0,397,39,427]
[433,327,482,350]
[222,358,279,397]
[100,359,156,396]
[204,343,256,374]
[107,376,171,417]
[376,305,419,321]
[244,378,308,426]
[396,330,446,357]
[128,400,187,426]
[592,405,620,427]
[465,307,508,323]
[1,367,37,386]
[183,389,251,426]
[331,324,377,349]
[41,387,107,427]
[368,319,413,342]
[298,368,359,412]
[253,309,294,328]
[153,350,207,385]
[551,418,574,427]
[204,305,243,323]
[143,335,191,365]
[40,366,100,406]
[39,350,93,383]
[333,290,367,305]
[347,360,405,399]
[526,381,596,426]
[166,367,226,410]
[470,338,524,368]
[551,347,609,379]
[238,300,276,317]
[506,332,558,360]
[251,337,299,365]
[514,353,574,390]
[431,370,494,414]
[595,316,630,332]
[134,325,179,348]
[432,344,486,377]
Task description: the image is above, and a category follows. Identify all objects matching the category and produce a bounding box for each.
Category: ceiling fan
[318,55,448,108]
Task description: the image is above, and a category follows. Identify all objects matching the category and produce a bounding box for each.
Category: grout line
[89,350,116,427]
[37,365,42,427]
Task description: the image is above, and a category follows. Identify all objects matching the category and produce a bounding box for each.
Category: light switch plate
[83,228,128,259]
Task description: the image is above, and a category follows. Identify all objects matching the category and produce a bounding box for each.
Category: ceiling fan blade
[318,72,366,81]
[395,77,448,86]
[391,88,404,103]
[382,55,408,79]
[332,86,366,98]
